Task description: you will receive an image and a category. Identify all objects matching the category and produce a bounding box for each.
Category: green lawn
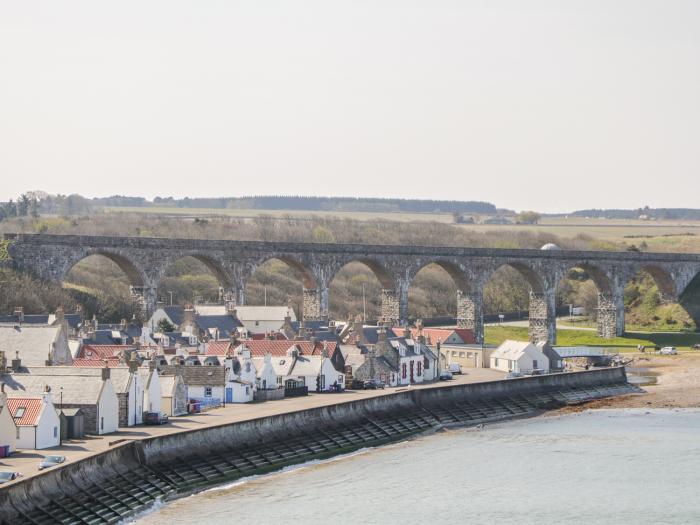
[484,326,700,350]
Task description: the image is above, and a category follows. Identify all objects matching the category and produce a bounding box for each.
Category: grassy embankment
[484,326,700,350]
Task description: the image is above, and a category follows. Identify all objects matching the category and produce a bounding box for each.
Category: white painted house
[253,353,279,391]
[7,393,61,450]
[140,363,162,415]
[287,355,344,392]
[224,345,257,403]
[490,340,550,374]
[2,368,119,435]
[0,385,17,455]
[389,338,425,385]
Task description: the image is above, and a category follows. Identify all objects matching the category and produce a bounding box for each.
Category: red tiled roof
[294,340,338,356]
[234,340,300,357]
[452,328,476,344]
[78,344,133,359]
[7,397,44,426]
[73,358,120,367]
[206,341,234,356]
[235,339,337,357]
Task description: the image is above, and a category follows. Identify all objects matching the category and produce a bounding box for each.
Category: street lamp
[59,386,64,446]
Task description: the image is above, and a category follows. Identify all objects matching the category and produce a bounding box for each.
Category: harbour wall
[0,367,629,523]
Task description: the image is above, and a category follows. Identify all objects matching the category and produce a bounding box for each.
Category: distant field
[104,206,458,223]
[102,206,700,250]
[484,326,700,349]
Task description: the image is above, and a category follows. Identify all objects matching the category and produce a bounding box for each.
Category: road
[0,368,503,485]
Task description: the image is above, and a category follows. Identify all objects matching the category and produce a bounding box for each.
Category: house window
[402,363,407,379]
[101,417,104,430]
[245,386,250,395]
[320,375,325,389]
[54,426,58,438]
[494,358,499,367]
[205,387,213,397]
[533,360,538,369]
[417,361,422,376]
[16,428,20,439]
[15,407,26,419]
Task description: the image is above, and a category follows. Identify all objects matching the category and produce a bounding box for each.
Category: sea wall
[0,367,628,524]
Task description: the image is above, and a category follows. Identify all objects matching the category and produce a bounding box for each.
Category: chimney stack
[101,359,111,380]
[128,352,139,373]
[182,305,196,332]
[11,351,21,372]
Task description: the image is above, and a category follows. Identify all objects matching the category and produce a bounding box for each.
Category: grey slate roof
[1,372,106,405]
[160,365,225,387]
[0,325,66,366]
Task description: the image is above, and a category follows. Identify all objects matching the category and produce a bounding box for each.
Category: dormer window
[15,407,26,418]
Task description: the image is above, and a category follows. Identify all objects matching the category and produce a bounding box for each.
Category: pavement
[0,368,504,485]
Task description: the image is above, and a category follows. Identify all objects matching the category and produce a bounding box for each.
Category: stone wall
[0,367,628,524]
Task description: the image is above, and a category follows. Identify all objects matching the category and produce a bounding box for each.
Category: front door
[226,387,233,403]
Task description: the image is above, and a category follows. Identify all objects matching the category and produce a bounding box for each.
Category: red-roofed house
[405,327,475,345]
[206,340,235,357]
[77,345,134,360]
[73,358,121,368]
[235,340,300,358]
[7,393,60,450]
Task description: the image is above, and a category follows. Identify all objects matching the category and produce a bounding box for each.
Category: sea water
[135,409,700,525]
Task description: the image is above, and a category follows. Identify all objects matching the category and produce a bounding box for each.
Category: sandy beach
[561,353,700,411]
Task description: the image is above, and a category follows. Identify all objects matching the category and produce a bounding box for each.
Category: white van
[449,363,463,375]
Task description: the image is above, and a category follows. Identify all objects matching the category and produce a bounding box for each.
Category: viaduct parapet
[4,233,700,344]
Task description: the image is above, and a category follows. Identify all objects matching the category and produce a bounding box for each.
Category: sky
[0,1,698,213]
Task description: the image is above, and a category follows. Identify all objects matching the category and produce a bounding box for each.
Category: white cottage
[0,384,17,455]
[389,338,425,385]
[253,353,279,391]
[287,355,344,392]
[490,340,550,374]
[2,367,119,435]
[140,363,162,415]
[224,345,257,403]
[7,392,61,450]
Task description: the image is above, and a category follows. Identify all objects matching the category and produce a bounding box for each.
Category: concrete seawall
[0,367,631,524]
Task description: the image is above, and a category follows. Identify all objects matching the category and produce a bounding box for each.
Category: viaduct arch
[5,233,700,345]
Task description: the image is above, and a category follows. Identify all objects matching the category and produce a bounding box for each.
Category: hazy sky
[1,1,698,212]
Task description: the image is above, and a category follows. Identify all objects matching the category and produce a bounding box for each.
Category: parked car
[0,471,23,484]
[439,370,453,381]
[350,379,366,390]
[449,363,463,375]
[38,455,66,470]
[658,346,678,355]
[143,412,169,425]
[363,379,385,390]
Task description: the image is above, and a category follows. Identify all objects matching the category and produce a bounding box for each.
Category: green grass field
[484,325,700,350]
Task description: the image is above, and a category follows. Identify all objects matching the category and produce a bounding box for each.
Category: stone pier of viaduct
[4,233,700,344]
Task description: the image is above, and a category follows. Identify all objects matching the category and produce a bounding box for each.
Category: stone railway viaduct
[4,233,700,344]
